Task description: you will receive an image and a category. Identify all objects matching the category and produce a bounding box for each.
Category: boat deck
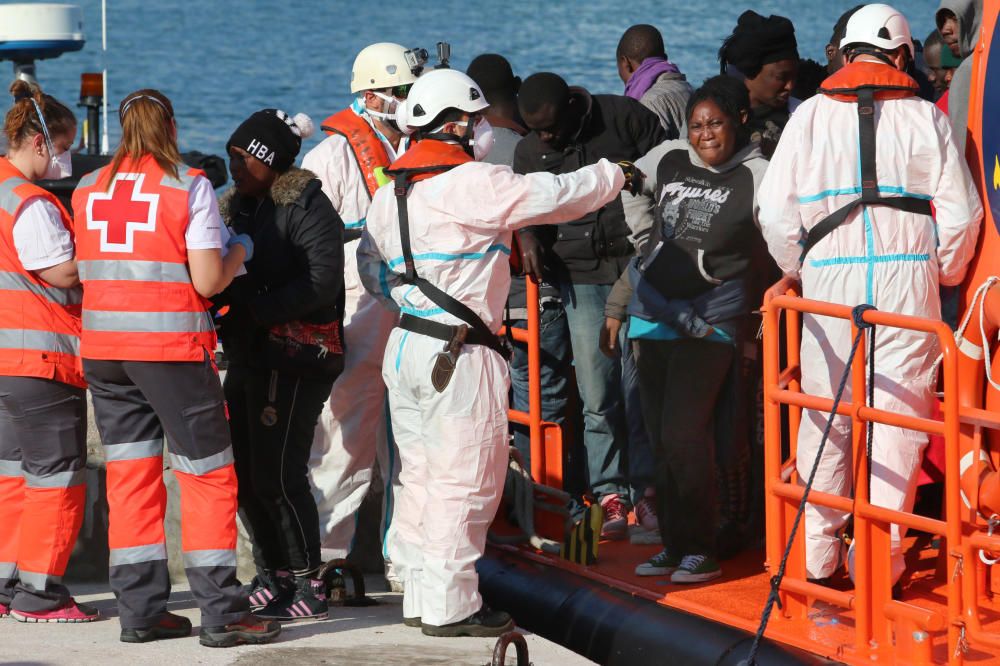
[492,532,1000,664]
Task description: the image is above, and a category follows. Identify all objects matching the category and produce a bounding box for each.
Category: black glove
[617,160,645,196]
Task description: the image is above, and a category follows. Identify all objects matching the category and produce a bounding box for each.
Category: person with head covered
[719,10,800,156]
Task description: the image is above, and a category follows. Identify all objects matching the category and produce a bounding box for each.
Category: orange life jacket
[321,108,392,199]
[0,158,85,388]
[72,155,217,362]
[385,138,471,182]
[818,60,919,103]
[801,61,930,258]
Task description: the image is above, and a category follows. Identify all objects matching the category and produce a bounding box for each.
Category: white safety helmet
[404,69,489,130]
[840,3,914,59]
[350,42,421,94]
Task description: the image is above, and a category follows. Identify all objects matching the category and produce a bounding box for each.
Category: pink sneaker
[635,492,659,532]
[600,494,628,540]
[11,599,99,623]
[0,602,9,618]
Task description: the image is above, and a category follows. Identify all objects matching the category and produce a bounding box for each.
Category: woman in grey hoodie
[601,76,770,584]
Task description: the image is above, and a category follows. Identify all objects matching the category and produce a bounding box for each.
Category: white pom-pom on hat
[292,113,315,139]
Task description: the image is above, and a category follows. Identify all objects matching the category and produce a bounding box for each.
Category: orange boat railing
[763,288,1000,664]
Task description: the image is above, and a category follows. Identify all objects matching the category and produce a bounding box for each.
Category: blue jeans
[561,282,630,502]
[621,319,654,502]
[509,304,571,470]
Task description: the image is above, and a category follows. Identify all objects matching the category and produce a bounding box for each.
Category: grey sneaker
[635,549,680,576]
[670,554,721,584]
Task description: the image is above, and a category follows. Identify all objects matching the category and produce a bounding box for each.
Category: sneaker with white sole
[11,599,99,623]
[635,492,659,532]
[670,554,722,584]
[0,602,9,618]
[257,576,328,621]
[600,494,628,540]
[246,569,294,611]
[629,526,663,545]
[635,549,680,577]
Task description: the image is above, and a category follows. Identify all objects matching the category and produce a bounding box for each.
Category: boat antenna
[100,0,109,154]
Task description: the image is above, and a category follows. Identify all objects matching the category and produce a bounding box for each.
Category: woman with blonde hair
[0,80,98,623]
[71,89,279,647]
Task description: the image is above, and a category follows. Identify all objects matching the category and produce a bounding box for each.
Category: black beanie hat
[719,10,799,78]
[226,108,315,172]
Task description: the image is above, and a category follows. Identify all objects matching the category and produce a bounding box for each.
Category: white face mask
[43,143,72,180]
[366,91,407,133]
[393,99,414,136]
[450,117,494,161]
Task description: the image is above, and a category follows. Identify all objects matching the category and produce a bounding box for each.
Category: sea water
[26,0,941,163]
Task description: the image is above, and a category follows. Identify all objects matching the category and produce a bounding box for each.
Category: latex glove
[227,233,254,262]
[518,230,544,280]
[599,316,623,358]
[617,160,645,196]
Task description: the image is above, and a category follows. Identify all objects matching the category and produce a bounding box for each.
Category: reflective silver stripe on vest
[0,328,80,355]
[109,543,167,567]
[18,570,60,590]
[158,170,198,193]
[183,549,236,569]
[78,260,191,284]
[0,270,83,306]
[170,447,233,476]
[75,169,101,191]
[0,176,30,216]
[103,438,163,462]
[83,310,213,334]
[0,561,16,579]
[0,459,21,477]
[23,467,85,489]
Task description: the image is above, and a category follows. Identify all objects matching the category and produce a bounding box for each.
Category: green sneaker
[671,554,721,583]
[634,549,680,577]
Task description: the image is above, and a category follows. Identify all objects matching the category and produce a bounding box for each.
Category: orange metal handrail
[500,275,563,493]
[762,291,975,663]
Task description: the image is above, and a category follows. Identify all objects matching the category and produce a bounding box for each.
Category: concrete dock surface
[4,577,594,666]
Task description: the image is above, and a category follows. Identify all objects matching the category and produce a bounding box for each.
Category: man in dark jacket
[514,72,666,538]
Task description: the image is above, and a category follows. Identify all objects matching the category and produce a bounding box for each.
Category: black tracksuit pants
[634,338,734,560]
[225,365,333,575]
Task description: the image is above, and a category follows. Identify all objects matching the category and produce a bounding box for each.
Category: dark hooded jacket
[938,0,983,153]
[216,166,345,368]
[513,87,666,285]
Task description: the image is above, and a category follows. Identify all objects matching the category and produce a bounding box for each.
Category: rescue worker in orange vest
[302,42,422,587]
[0,81,98,623]
[71,89,280,647]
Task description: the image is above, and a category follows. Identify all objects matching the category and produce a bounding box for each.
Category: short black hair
[685,75,751,126]
[518,72,570,117]
[617,24,666,61]
[829,4,866,48]
[924,29,943,52]
[467,53,519,103]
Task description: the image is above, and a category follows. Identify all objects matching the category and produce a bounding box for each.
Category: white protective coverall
[358,155,625,626]
[758,74,983,582]
[302,99,404,562]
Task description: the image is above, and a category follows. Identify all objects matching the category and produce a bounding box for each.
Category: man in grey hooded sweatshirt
[617,24,693,139]
[937,0,983,153]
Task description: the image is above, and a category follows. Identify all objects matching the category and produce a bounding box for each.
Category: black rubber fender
[478,553,838,666]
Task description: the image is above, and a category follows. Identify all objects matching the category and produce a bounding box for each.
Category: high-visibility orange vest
[321,108,391,198]
[72,154,216,362]
[0,158,85,388]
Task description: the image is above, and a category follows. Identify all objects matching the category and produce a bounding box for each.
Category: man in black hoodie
[514,72,665,538]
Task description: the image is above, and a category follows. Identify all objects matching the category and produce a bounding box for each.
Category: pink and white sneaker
[0,602,9,618]
[600,493,628,541]
[635,491,659,533]
[11,599,99,623]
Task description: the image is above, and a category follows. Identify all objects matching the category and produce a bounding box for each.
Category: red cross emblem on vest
[86,173,159,253]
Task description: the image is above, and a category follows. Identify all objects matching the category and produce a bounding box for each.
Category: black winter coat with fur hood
[216,166,345,368]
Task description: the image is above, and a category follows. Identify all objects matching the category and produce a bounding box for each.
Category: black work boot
[421,606,514,637]
[199,613,281,648]
[120,612,192,643]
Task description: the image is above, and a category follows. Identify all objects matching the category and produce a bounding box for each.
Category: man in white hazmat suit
[303,43,419,581]
[357,68,635,636]
[758,4,982,583]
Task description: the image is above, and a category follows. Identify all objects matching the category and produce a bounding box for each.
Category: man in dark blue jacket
[514,73,665,538]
